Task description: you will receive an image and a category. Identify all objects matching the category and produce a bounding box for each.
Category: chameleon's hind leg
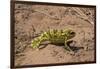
[38,43,48,49]
[64,38,75,55]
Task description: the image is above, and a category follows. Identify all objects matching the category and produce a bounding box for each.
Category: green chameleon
[31,29,76,54]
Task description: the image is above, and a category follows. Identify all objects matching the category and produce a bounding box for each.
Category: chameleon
[31,29,76,54]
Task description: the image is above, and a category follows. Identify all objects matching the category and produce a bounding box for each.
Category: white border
[0,0,100,69]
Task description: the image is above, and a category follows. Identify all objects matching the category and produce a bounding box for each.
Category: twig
[72,7,94,25]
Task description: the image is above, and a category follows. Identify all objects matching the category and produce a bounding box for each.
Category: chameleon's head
[66,29,76,39]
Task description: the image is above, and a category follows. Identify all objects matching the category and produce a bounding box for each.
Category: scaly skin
[31,29,76,54]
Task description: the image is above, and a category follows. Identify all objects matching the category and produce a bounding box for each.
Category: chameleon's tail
[31,32,48,48]
[31,36,41,48]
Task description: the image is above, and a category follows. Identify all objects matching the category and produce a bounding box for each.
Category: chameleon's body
[31,29,75,53]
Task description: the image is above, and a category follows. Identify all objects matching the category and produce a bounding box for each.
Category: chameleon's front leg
[64,38,75,54]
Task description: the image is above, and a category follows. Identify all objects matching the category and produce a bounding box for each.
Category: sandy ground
[14,3,95,66]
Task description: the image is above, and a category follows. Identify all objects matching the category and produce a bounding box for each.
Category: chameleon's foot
[65,49,75,55]
[64,46,75,55]
[69,51,75,55]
